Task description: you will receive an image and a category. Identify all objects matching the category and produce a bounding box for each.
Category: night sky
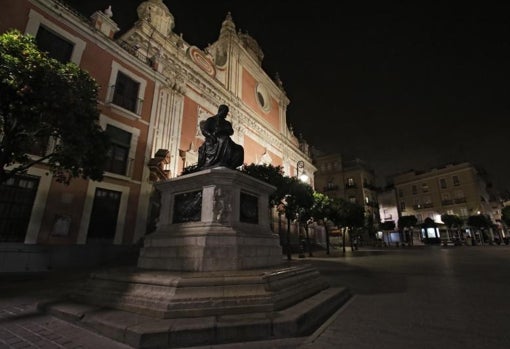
[67,1,510,191]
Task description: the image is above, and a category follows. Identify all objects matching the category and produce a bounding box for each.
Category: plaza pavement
[0,246,425,349]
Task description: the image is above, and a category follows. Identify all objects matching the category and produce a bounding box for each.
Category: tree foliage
[331,198,365,229]
[398,215,418,230]
[280,176,314,220]
[310,191,334,254]
[441,214,463,229]
[310,192,333,223]
[467,214,492,229]
[0,30,109,184]
[241,163,286,207]
[421,217,436,227]
[326,197,364,253]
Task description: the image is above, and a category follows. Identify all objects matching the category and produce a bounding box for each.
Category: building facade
[0,0,313,270]
[392,162,493,222]
[379,162,504,243]
[313,153,380,233]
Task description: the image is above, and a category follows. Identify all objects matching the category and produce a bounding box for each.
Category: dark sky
[68,1,510,191]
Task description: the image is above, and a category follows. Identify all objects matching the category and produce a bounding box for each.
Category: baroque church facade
[0,0,313,270]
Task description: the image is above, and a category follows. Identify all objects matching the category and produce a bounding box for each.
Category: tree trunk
[286,218,292,260]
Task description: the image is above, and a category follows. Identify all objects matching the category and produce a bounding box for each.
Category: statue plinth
[138,167,283,271]
[49,167,351,348]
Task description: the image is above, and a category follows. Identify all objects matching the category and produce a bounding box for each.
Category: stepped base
[67,264,330,318]
[39,284,351,348]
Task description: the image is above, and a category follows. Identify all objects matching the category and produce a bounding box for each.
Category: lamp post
[296,160,309,183]
[296,160,308,258]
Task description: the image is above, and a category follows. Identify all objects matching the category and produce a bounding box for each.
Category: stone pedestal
[137,167,282,271]
[44,167,352,348]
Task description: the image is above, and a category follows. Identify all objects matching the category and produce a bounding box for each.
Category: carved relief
[213,186,232,223]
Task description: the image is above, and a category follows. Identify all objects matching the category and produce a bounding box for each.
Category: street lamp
[296,160,309,258]
[296,160,309,183]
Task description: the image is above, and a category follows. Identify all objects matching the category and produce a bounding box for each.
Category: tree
[467,214,492,244]
[398,215,418,245]
[242,165,314,259]
[310,192,334,255]
[241,163,287,238]
[0,30,109,184]
[241,163,286,208]
[280,177,314,260]
[398,215,417,230]
[441,214,463,242]
[332,198,364,253]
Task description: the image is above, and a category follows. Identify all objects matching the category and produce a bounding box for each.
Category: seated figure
[197,104,244,170]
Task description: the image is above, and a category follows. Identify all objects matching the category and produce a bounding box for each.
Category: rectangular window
[35,26,73,63]
[412,185,417,195]
[422,183,429,192]
[400,201,406,211]
[453,175,460,186]
[347,177,355,187]
[112,71,140,113]
[348,196,356,203]
[440,178,447,189]
[105,125,131,175]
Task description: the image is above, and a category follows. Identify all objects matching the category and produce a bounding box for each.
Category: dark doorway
[87,188,121,243]
[0,175,40,242]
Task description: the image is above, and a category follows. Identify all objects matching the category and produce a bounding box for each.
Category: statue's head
[218,104,229,118]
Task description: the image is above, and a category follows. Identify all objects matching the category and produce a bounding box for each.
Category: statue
[147,149,171,233]
[148,149,171,182]
[197,104,244,170]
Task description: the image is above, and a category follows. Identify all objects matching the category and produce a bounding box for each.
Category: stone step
[38,286,351,348]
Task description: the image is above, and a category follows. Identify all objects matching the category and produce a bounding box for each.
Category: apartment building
[0,0,313,270]
[313,154,379,225]
[392,162,494,223]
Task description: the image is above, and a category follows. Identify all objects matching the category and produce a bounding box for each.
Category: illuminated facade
[0,0,313,269]
[392,162,494,223]
[381,161,505,244]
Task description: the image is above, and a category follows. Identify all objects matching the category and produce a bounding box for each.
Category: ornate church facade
[0,0,313,269]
